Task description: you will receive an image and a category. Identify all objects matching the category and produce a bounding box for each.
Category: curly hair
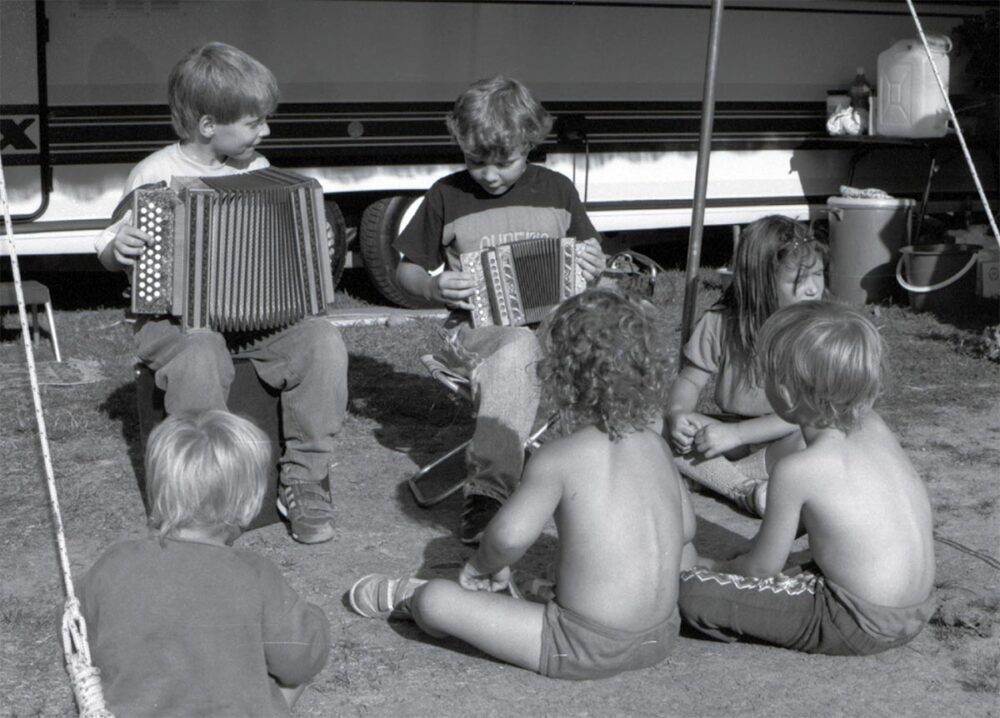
[756,301,886,432]
[445,75,554,162]
[538,289,672,441]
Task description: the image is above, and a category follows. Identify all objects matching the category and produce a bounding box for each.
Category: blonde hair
[445,75,554,162]
[145,410,271,536]
[168,42,279,140]
[757,301,885,431]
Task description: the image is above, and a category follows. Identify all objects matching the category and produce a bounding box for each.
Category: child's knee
[181,329,230,361]
[173,331,232,380]
[481,328,542,379]
[301,319,347,362]
[410,579,458,636]
[506,327,541,357]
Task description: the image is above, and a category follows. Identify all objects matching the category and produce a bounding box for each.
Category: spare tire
[324,199,347,288]
[359,195,437,308]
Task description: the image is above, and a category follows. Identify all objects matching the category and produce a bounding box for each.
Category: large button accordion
[129,168,333,332]
[460,236,587,327]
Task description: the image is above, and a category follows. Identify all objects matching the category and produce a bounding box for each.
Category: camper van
[1,0,993,304]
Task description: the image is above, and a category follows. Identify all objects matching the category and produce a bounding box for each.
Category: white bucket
[876,36,951,138]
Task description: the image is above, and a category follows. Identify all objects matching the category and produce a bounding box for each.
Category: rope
[903,0,1000,248]
[0,152,112,716]
[934,533,1000,571]
[63,599,113,718]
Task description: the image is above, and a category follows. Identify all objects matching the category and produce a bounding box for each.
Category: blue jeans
[441,322,543,502]
[135,315,348,486]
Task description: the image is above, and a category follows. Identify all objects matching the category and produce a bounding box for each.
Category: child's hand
[459,560,511,593]
[667,411,701,454]
[694,422,744,458]
[575,238,606,283]
[110,210,153,267]
[432,271,477,310]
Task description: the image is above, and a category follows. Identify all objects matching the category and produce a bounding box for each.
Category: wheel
[359,195,437,308]
[324,199,347,288]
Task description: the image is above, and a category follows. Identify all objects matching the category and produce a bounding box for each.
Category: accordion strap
[599,250,670,301]
[608,250,665,278]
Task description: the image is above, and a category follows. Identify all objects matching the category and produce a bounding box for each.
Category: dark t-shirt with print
[394,163,599,272]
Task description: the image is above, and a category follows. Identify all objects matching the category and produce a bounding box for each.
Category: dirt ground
[1,273,998,717]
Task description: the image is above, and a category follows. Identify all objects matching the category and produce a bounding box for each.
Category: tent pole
[680,0,725,353]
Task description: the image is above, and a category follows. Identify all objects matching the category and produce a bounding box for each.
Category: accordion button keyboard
[131,189,176,315]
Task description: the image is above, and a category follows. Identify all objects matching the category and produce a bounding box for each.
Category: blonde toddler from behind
[78,410,330,716]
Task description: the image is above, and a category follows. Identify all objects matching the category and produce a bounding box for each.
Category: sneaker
[509,569,556,604]
[277,480,335,544]
[349,574,426,620]
[732,479,767,518]
[459,494,502,545]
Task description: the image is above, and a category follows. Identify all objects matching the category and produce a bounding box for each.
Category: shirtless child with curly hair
[349,289,696,680]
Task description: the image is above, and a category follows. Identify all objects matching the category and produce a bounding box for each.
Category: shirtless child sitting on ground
[349,289,696,679]
[679,301,936,655]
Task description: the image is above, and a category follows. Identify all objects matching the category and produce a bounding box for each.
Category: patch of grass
[2,269,999,715]
[932,589,1000,639]
[954,644,1000,694]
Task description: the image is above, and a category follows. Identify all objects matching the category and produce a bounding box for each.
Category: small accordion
[129,168,333,332]
[460,236,587,327]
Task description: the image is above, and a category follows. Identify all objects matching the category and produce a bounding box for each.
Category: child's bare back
[786,410,935,608]
[680,302,937,657]
[535,424,693,631]
[349,289,690,679]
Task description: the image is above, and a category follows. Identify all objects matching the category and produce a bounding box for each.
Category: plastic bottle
[849,67,872,110]
[849,67,873,133]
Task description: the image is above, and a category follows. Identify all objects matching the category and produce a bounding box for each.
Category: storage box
[978,249,1000,298]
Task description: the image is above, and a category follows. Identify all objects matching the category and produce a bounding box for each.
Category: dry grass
[1,268,998,716]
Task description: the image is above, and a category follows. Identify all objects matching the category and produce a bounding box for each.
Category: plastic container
[876,35,951,138]
[826,89,850,116]
[896,243,978,314]
[978,248,1000,298]
[827,196,914,305]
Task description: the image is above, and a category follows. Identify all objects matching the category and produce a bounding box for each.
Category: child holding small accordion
[94,42,347,545]
[394,75,606,544]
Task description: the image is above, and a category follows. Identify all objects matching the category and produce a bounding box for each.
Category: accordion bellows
[461,236,587,327]
[130,168,333,332]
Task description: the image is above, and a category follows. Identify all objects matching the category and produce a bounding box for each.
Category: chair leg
[407,412,558,509]
[44,301,61,362]
[407,438,473,508]
[526,413,557,450]
[30,304,40,347]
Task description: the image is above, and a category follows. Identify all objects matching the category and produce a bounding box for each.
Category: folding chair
[408,353,555,508]
[0,280,62,361]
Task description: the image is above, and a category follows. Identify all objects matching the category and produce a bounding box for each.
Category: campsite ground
[1,264,997,717]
